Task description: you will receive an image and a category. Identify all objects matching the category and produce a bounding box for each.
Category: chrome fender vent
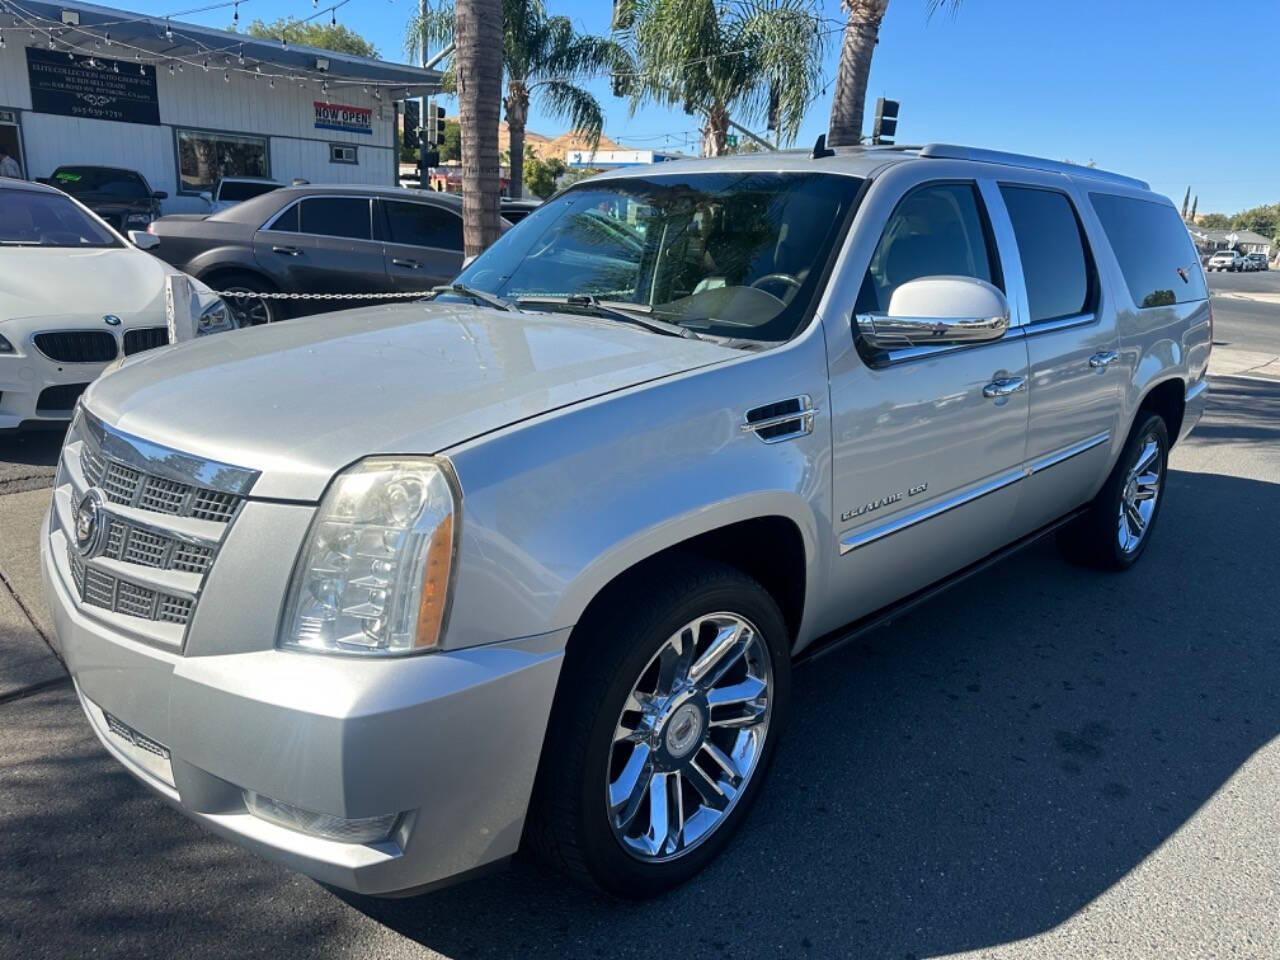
[741,395,816,444]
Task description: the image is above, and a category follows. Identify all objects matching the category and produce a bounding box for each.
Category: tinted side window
[383,200,463,249]
[1001,186,1094,322]
[298,197,372,241]
[1090,193,1207,308]
[859,182,999,313]
[266,202,298,232]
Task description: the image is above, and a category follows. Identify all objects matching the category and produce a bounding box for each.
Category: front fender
[441,334,832,651]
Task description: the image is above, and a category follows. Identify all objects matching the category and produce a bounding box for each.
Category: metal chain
[211,290,439,300]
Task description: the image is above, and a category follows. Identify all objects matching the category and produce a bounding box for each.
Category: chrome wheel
[1117,433,1162,553]
[606,612,773,862]
[222,287,274,326]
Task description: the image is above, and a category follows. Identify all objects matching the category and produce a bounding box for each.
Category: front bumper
[0,350,109,431]
[42,515,566,895]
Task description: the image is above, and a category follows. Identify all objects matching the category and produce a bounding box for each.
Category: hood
[72,194,154,212]
[0,247,173,321]
[85,303,742,501]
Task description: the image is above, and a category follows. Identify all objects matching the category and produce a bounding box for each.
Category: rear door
[995,179,1122,535]
[253,195,391,302]
[377,198,465,290]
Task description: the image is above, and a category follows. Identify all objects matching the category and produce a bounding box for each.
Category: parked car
[1246,252,1269,271]
[1207,249,1245,272]
[39,165,167,233]
[501,197,543,223]
[0,178,234,432]
[43,144,1209,899]
[147,185,482,325]
[200,177,283,213]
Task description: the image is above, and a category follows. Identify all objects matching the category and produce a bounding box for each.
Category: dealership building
[0,0,439,213]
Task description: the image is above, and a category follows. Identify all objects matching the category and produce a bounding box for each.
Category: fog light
[243,790,401,844]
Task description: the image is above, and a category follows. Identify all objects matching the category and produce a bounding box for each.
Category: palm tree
[407,0,627,199]
[828,0,959,148]
[614,0,828,157]
[453,0,503,254]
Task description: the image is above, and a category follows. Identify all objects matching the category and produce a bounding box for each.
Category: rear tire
[524,557,791,899]
[1057,413,1169,571]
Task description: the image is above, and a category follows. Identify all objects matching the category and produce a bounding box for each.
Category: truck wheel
[525,559,790,898]
[1057,413,1169,571]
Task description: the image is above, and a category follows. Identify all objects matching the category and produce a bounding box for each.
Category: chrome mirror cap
[857,275,1010,349]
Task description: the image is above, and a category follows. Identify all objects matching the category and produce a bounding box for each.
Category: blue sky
[122,0,1278,213]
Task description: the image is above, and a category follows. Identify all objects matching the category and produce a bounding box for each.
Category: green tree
[1231,203,1280,242]
[1198,213,1231,229]
[407,0,627,198]
[614,0,826,156]
[523,146,566,199]
[442,120,462,163]
[241,17,379,58]
[828,1,960,148]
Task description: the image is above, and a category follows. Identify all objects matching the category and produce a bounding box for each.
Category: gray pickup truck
[42,143,1210,899]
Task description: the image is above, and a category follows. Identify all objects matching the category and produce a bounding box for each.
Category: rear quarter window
[1089,193,1207,308]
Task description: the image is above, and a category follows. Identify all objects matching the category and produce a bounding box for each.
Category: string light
[223,70,230,82]
[163,16,171,40]
[232,0,238,24]
[0,31,5,49]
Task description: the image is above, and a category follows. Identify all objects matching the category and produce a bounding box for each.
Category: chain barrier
[211,290,439,301]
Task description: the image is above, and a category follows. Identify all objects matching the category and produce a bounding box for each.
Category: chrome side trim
[1022,313,1097,337]
[838,468,1024,555]
[838,431,1112,555]
[868,326,1027,366]
[1185,378,1208,403]
[741,395,816,443]
[81,409,259,495]
[1026,430,1111,476]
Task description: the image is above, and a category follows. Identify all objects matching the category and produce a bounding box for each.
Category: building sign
[26,48,160,125]
[314,101,373,136]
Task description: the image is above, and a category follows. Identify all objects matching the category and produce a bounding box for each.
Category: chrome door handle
[271,245,301,256]
[983,376,1026,399]
[391,258,421,269]
[1089,350,1119,369]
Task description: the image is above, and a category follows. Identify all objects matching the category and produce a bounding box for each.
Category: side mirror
[129,230,160,250]
[856,276,1010,350]
[152,190,168,200]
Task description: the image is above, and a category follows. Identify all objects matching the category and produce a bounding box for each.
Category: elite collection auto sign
[313,101,373,136]
[26,48,161,125]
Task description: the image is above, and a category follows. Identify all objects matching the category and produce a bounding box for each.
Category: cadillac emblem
[74,489,108,559]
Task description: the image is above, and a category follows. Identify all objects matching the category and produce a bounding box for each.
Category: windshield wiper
[517,294,702,340]
[431,283,520,312]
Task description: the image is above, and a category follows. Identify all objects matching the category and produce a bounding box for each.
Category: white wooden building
[0,0,438,213]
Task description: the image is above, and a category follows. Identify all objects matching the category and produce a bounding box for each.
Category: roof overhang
[6,0,441,96]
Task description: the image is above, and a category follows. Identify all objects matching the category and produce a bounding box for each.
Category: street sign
[725,134,738,147]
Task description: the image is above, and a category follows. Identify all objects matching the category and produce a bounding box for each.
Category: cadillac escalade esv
[42,143,1210,899]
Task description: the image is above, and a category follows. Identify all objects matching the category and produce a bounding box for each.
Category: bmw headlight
[197,297,236,335]
[279,458,460,657]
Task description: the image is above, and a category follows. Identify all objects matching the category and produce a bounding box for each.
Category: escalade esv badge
[73,489,108,559]
[841,483,928,523]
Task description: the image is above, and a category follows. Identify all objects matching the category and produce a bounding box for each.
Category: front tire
[1057,413,1169,570]
[210,272,281,326]
[525,558,790,898]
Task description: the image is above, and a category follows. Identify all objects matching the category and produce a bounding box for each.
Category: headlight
[196,297,236,335]
[0,333,14,353]
[279,458,460,657]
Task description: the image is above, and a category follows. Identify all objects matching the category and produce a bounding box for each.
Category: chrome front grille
[53,409,259,647]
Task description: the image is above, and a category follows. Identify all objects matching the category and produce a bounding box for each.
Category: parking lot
[1,273,1277,959]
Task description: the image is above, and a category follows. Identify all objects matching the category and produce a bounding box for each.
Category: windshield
[453,171,863,344]
[0,189,121,247]
[51,167,149,199]
[219,180,278,202]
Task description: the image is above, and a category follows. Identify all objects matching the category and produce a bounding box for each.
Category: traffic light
[424,99,446,147]
[872,97,899,146]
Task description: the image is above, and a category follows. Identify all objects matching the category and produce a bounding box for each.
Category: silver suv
[42,143,1210,899]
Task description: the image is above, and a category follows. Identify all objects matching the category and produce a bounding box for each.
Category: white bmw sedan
[1,178,235,433]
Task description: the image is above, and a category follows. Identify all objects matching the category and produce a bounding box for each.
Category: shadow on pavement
[1194,376,1280,446]
[3,467,1277,959]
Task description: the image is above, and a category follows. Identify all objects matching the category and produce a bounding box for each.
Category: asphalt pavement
[1,286,1277,959]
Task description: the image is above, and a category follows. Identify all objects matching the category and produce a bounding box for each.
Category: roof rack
[918,144,1149,190]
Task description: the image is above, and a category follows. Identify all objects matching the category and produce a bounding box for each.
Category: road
[1,287,1277,959]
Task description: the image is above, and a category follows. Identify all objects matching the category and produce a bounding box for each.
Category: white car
[199,177,283,213]
[1207,249,1245,272]
[0,178,235,433]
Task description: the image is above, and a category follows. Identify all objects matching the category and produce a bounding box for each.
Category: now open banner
[313,101,373,136]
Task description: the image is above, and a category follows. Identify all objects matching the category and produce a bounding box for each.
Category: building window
[330,143,358,165]
[176,128,269,194]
